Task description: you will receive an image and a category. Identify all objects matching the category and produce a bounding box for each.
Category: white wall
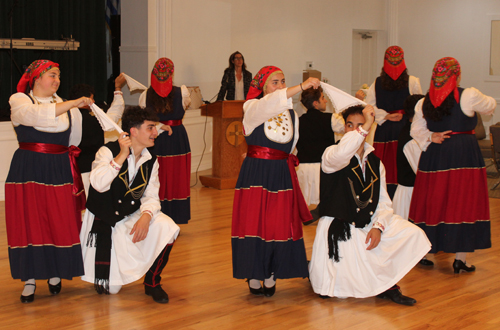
[397,0,500,129]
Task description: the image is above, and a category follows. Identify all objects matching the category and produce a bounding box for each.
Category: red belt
[19,142,84,196]
[160,120,182,127]
[246,145,312,239]
[388,109,405,115]
[446,130,475,135]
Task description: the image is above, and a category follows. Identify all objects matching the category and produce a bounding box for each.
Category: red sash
[19,142,84,196]
[247,145,312,238]
[388,109,405,115]
[446,130,475,135]
[160,120,182,127]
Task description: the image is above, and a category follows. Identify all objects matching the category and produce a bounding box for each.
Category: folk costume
[392,121,421,219]
[409,57,496,254]
[80,141,180,292]
[232,66,312,282]
[6,60,85,281]
[365,46,422,197]
[308,126,430,298]
[296,108,336,205]
[78,92,125,195]
[141,58,192,224]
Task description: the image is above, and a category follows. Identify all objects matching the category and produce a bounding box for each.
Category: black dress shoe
[48,280,62,295]
[263,284,276,297]
[145,285,169,303]
[377,288,416,306]
[453,259,476,274]
[247,280,264,296]
[419,259,434,266]
[20,284,36,304]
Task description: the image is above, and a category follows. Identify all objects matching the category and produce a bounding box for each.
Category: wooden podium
[200,101,247,189]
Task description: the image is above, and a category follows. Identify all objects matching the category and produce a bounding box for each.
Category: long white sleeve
[321,128,368,174]
[461,87,496,117]
[410,99,432,151]
[402,139,421,173]
[242,88,292,135]
[370,162,393,231]
[10,92,58,128]
[106,92,126,123]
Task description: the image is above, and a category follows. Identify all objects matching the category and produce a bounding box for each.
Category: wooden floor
[1,170,500,329]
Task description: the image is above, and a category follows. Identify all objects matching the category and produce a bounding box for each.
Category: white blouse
[243,88,299,149]
[411,87,497,151]
[9,92,82,147]
[234,71,245,101]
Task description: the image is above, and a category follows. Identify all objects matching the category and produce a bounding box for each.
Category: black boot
[376,285,416,306]
[144,244,174,302]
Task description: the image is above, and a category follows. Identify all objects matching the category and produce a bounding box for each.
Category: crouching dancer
[308,104,430,306]
[80,106,180,303]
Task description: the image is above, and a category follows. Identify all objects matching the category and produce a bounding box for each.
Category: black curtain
[0,0,108,121]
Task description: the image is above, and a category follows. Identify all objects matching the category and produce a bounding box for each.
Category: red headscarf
[429,57,461,108]
[151,58,174,97]
[383,46,406,81]
[246,66,283,100]
[17,60,59,93]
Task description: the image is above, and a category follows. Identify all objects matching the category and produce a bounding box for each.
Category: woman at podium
[231,65,320,297]
[140,58,192,224]
[216,51,252,101]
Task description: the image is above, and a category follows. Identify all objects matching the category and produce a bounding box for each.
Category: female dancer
[409,57,496,272]
[232,65,319,296]
[141,58,192,224]
[6,59,91,303]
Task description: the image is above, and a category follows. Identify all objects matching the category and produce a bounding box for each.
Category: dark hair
[300,86,323,110]
[69,84,95,100]
[227,51,246,71]
[422,92,455,122]
[380,68,409,91]
[403,94,424,120]
[342,105,364,122]
[122,106,159,134]
[146,86,174,114]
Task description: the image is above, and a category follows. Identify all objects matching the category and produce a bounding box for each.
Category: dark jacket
[216,68,252,101]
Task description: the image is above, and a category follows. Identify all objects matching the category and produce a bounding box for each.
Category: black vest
[319,153,381,228]
[396,122,416,187]
[375,76,410,112]
[86,141,157,226]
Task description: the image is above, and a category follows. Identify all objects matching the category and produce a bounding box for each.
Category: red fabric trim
[160,120,182,127]
[232,187,304,241]
[388,109,405,115]
[19,142,85,200]
[246,145,312,235]
[5,183,82,247]
[446,130,475,135]
[372,141,398,185]
[409,168,489,225]
[157,154,191,200]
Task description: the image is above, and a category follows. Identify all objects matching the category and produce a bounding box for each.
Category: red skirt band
[446,130,475,135]
[246,145,312,238]
[160,120,183,127]
[19,142,84,197]
[388,109,405,115]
